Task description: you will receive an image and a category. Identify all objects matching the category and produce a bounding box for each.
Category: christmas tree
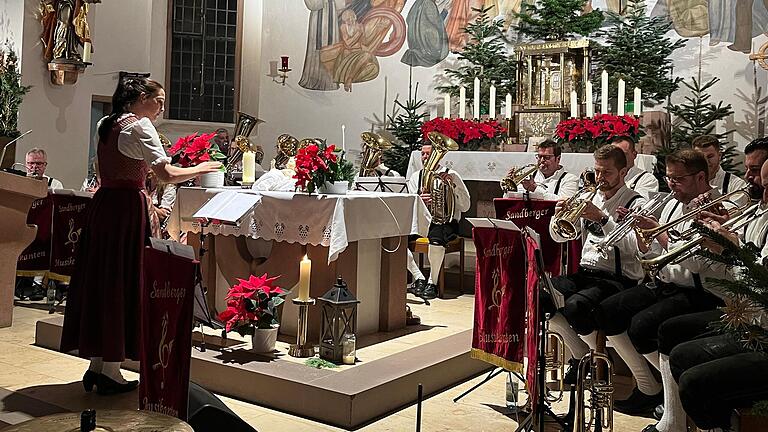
[593,0,685,107]
[514,0,603,41]
[438,7,517,116]
[384,74,428,176]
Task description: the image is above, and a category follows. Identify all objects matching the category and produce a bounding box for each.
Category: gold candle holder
[288,297,315,357]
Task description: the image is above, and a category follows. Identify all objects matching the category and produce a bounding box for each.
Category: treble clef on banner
[64,218,82,252]
[487,268,505,322]
[152,312,175,390]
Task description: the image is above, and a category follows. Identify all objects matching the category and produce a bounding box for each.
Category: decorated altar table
[167,188,431,337]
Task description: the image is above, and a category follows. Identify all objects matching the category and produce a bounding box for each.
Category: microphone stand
[0,130,32,171]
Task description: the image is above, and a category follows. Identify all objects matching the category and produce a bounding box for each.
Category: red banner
[140,247,197,420]
[16,197,53,272]
[524,236,540,412]
[493,198,581,276]
[470,225,526,372]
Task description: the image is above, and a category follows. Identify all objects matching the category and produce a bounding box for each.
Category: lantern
[318,276,359,364]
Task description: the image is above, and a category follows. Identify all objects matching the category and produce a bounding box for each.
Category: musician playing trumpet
[611,135,659,199]
[543,144,646,385]
[505,139,579,199]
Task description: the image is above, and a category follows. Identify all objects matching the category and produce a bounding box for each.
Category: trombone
[594,193,672,258]
[634,189,753,249]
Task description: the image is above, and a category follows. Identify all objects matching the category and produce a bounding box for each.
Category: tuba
[227,112,262,173]
[358,132,392,177]
[573,350,614,432]
[551,169,599,241]
[500,164,538,193]
[274,134,300,169]
[422,132,459,225]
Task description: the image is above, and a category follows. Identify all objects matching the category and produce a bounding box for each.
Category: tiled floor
[0,301,655,431]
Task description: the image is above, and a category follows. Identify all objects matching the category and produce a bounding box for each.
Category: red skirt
[61,187,150,362]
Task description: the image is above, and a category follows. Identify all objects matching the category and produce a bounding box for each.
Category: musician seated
[692,134,747,196]
[26,148,63,190]
[647,141,768,432]
[543,144,646,384]
[594,149,728,417]
[369,155,400,177]
[405,143,470,300]
[506,139,579,200]
[611,135,658,199]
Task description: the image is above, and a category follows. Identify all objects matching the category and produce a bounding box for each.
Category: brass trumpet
[594,193,672,259]
[634,189,753,248]
[500,164,538,193]
[573,350,614,432]
[552,170,599,241]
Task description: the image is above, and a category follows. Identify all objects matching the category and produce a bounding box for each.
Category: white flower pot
[200,171,225,188]
[250,326,279,353]
[321,181,349,195]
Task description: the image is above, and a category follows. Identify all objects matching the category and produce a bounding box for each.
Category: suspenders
[723,172,731,194]
[612,193,643,278]
[663,200,704,289]
[629,171,646,189]
[553,172,566,195]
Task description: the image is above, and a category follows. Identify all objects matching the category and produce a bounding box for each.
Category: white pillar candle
[473,77,480,119]
[489,85,496,119]
[242,151,256,183]
[505,93,512,119]
[341,124,346,152]
[459,86,466,119]
[634,87,642,116]
[83,41,92,63]
[297,255,311,301]
[443,94,451,118]
[601,70,609,115]
[570,91,578,118]
[586,81,594,118]
[268,60,278,77]
[617,79,626,116]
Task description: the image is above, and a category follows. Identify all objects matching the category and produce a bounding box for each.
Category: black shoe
[82,370,99,392]
[421,283,438,300]
[653,403,664,420]
[564,358,580,386]
[614,387,663,416]
[408,279,426,296]
[641,424,660,432]
[96,374,139,395]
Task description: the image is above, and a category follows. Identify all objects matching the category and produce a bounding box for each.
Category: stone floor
[0,300,656,431]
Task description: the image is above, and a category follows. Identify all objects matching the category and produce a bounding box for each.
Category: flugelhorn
[573,350,614,432]
[552,169,600,241]
[422,132,459,224]
[500,164,537,193]
[594,193,672,258]
[358,132,392,177]
[634,188,753,249]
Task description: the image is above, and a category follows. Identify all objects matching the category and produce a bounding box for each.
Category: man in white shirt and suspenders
[691,135,747,195]
[512,139,579,200]
[612,135,659,199]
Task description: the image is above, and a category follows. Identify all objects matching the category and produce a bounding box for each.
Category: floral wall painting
[299,0,407,92]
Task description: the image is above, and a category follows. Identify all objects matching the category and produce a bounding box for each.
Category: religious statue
[40,0,101,63]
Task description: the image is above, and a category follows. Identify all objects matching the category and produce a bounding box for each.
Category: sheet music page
[149,238,196,260]
[192,190,262,224]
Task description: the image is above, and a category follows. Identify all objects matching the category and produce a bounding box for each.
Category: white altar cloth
[168,188,430,263]
[406,151,656,182]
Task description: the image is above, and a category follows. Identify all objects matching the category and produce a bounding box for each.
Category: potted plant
[0,44,31,168]
[168,132,227,187]
[293,141,355,194]
[554,114,643,153]
[218,273,286,353]
[420,117,507,151]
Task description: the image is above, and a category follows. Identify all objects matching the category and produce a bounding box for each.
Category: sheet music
[149,238,196,260]
[52,188,93,198]
[467,217,521,231]
[192,190,262,224]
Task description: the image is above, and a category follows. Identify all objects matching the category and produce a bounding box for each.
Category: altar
[167,188,430,339]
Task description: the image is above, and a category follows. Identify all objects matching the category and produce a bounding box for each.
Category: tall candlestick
[570,91,578,118]
[505,93,512,119]
[586,81,594,118]
[633,87,642,116]
[459,86,466,119]
[297,254,311,301]
[444,94,450,118]
[489,85,496,119]
[242,151,256,184]
[617,79,626,116]
[83,41,92,63]
[473,77,480,119]
[341,124,346,152]
[601,70,609,114]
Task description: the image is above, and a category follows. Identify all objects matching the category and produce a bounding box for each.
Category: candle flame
[303,254,309,261]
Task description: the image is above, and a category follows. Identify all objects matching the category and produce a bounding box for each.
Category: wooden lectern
[0,172,48,327]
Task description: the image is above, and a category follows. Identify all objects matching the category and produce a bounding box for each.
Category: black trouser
[671,334,768,429]
[657,309,722,356]
[595,282,722,354]
[541,269,633,335]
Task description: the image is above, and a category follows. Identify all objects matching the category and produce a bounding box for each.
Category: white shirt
[373,164,400,177]
[625,166,659,199]
[711,167,747,195]
[407,167,471,222]
[550,185,647,281]
[43,175,63,190]
[97,114,171,167]
[743,205,768,250]
[530,167,580,200]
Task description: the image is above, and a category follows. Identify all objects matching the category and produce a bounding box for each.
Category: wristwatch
[599,214,609,226]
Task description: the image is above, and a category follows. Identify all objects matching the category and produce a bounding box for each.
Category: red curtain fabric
[139,246,197,420]
[524,235,541,412]
[470,225,526,373]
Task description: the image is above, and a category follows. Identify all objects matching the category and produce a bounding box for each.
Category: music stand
[354,176,408,193]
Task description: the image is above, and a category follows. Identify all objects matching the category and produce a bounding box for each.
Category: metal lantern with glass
[318,277,360,364]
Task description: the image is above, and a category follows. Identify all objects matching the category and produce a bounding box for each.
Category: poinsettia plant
[293,141,355,194]
[217,273,286,335]
[420,118,507,150]
[555,114,643,153]
[168,132,227,170]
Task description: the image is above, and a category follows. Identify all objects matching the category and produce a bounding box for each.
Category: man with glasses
[691,135,747,195]
[510,139,579,199]
[611,135,658,199]
[25,148,63,190]
[592,149,727,417]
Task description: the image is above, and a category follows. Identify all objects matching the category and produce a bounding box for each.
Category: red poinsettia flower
[218,273,285,333]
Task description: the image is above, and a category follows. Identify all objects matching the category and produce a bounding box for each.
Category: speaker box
[187,381,257,432]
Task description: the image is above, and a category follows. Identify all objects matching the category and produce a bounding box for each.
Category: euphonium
[422,132,459,225]
[573,350,614,432]
[500,164,538,193]
[274,134,299,169]
[358,132,392,177]
[552,169,599,241]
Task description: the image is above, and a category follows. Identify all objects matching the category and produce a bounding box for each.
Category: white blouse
[97,114,171,167]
